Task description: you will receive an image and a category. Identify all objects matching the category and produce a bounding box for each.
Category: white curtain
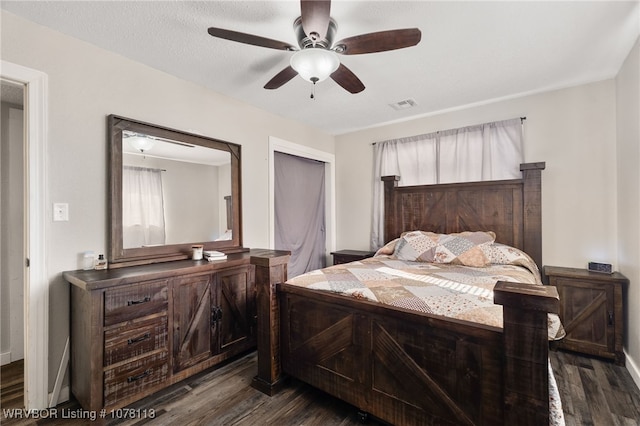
[122,166,166,248]
[371,118,524,249]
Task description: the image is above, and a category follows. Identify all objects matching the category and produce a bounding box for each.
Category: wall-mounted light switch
[53,203,69,221]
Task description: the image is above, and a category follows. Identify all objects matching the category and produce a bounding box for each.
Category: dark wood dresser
[543,265,628,365]
[64,249,289,411]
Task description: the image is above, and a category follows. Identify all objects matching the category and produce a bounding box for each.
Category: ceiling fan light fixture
[290,48,339,84]
[127,135,155,153]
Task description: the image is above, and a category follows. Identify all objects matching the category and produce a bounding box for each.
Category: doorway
[274,152,326,278]
[1,80,25,367]
[268,137,336,273]
[0,81,25,411]
[0,61,49,410]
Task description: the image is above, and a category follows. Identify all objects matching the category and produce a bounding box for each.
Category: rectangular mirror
[109,115,243,267]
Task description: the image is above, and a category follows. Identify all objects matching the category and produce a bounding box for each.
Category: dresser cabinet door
[556,278,615,356]
[217,265,256,353]
[172,274,214,372]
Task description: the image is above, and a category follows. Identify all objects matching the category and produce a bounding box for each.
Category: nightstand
[330,250,376,265]
[543,265,628,365]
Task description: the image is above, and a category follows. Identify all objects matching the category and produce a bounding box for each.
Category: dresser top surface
[543,265,629,284]
[65,249,289,291]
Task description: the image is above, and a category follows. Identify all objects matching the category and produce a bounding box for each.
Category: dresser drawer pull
[127,332,151,345]
[127,369,151,383]
[127,296,151,306]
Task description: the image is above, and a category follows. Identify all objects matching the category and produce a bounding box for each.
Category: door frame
[268,136,336,265]
[1,60,49,410]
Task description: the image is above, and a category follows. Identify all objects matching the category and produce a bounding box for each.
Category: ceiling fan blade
[264,66,299,90]
[330,63,365,94]
[333,28,421,55]
[208,27,297,51]
[300,0,331,41]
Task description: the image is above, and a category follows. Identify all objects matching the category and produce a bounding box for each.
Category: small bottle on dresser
[94,254,108,270]
[82,251,95,270]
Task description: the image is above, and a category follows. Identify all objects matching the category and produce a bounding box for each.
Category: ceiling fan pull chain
[310,77,318,99]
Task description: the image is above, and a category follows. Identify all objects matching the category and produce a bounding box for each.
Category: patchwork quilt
[286,242,565,341]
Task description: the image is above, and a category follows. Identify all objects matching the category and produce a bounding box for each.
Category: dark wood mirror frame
[108,114,244,268]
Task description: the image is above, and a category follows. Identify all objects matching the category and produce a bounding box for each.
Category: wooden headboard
[382,162,545,268]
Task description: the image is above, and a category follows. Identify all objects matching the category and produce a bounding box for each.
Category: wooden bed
[252,162,560,425]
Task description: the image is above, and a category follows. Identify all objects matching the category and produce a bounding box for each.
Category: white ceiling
[2,1,638,135]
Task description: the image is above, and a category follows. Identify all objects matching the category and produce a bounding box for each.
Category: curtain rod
[371,116,527,145]
[124,165,166,172]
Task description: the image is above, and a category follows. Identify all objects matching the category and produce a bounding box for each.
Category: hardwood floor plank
[580,365,615,426]
[614,414,640,426]
[566,363,593,425]
[0,360,25,411]
[551,352,576,417]
[2,350,640,426]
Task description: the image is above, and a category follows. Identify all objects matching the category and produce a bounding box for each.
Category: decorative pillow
[393,231,439,262]
[374,238,398,257]
[434,231,496,266]
[393,230,496,267]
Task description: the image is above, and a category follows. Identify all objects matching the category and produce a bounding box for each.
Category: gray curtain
[274,152,326,278]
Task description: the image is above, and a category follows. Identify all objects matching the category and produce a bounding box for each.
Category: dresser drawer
[104,315,168,366]
[104,280,168,326]
[103,351,169,407]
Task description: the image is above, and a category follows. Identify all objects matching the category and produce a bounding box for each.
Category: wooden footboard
[253,281,558,425]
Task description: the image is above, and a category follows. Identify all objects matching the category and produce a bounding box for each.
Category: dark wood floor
[550,351,640,426]
[0,359,24,411]
[2,350,639,425]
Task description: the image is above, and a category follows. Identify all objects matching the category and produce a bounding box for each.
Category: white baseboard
[625,350,640,391]
[0,352,11,366]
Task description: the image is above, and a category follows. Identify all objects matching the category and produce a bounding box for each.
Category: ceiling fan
[207,0,421,95]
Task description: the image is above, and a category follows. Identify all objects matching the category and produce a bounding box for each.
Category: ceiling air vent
[389,98,418,111]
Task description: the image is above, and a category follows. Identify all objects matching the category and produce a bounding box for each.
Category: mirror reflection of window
[122,132,232,248]
[214,195,232,241]
[122,166,166,247]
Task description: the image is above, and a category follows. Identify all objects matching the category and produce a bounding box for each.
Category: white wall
[335,80,618,268]
[161,159,220,243]
[616,37,640,386]
[0,10,334,391]
[0,102,25,365]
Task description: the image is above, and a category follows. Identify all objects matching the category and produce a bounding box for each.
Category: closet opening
[268,137,336,277]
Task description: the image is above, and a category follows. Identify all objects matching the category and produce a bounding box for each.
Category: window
[371,117,524,248]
